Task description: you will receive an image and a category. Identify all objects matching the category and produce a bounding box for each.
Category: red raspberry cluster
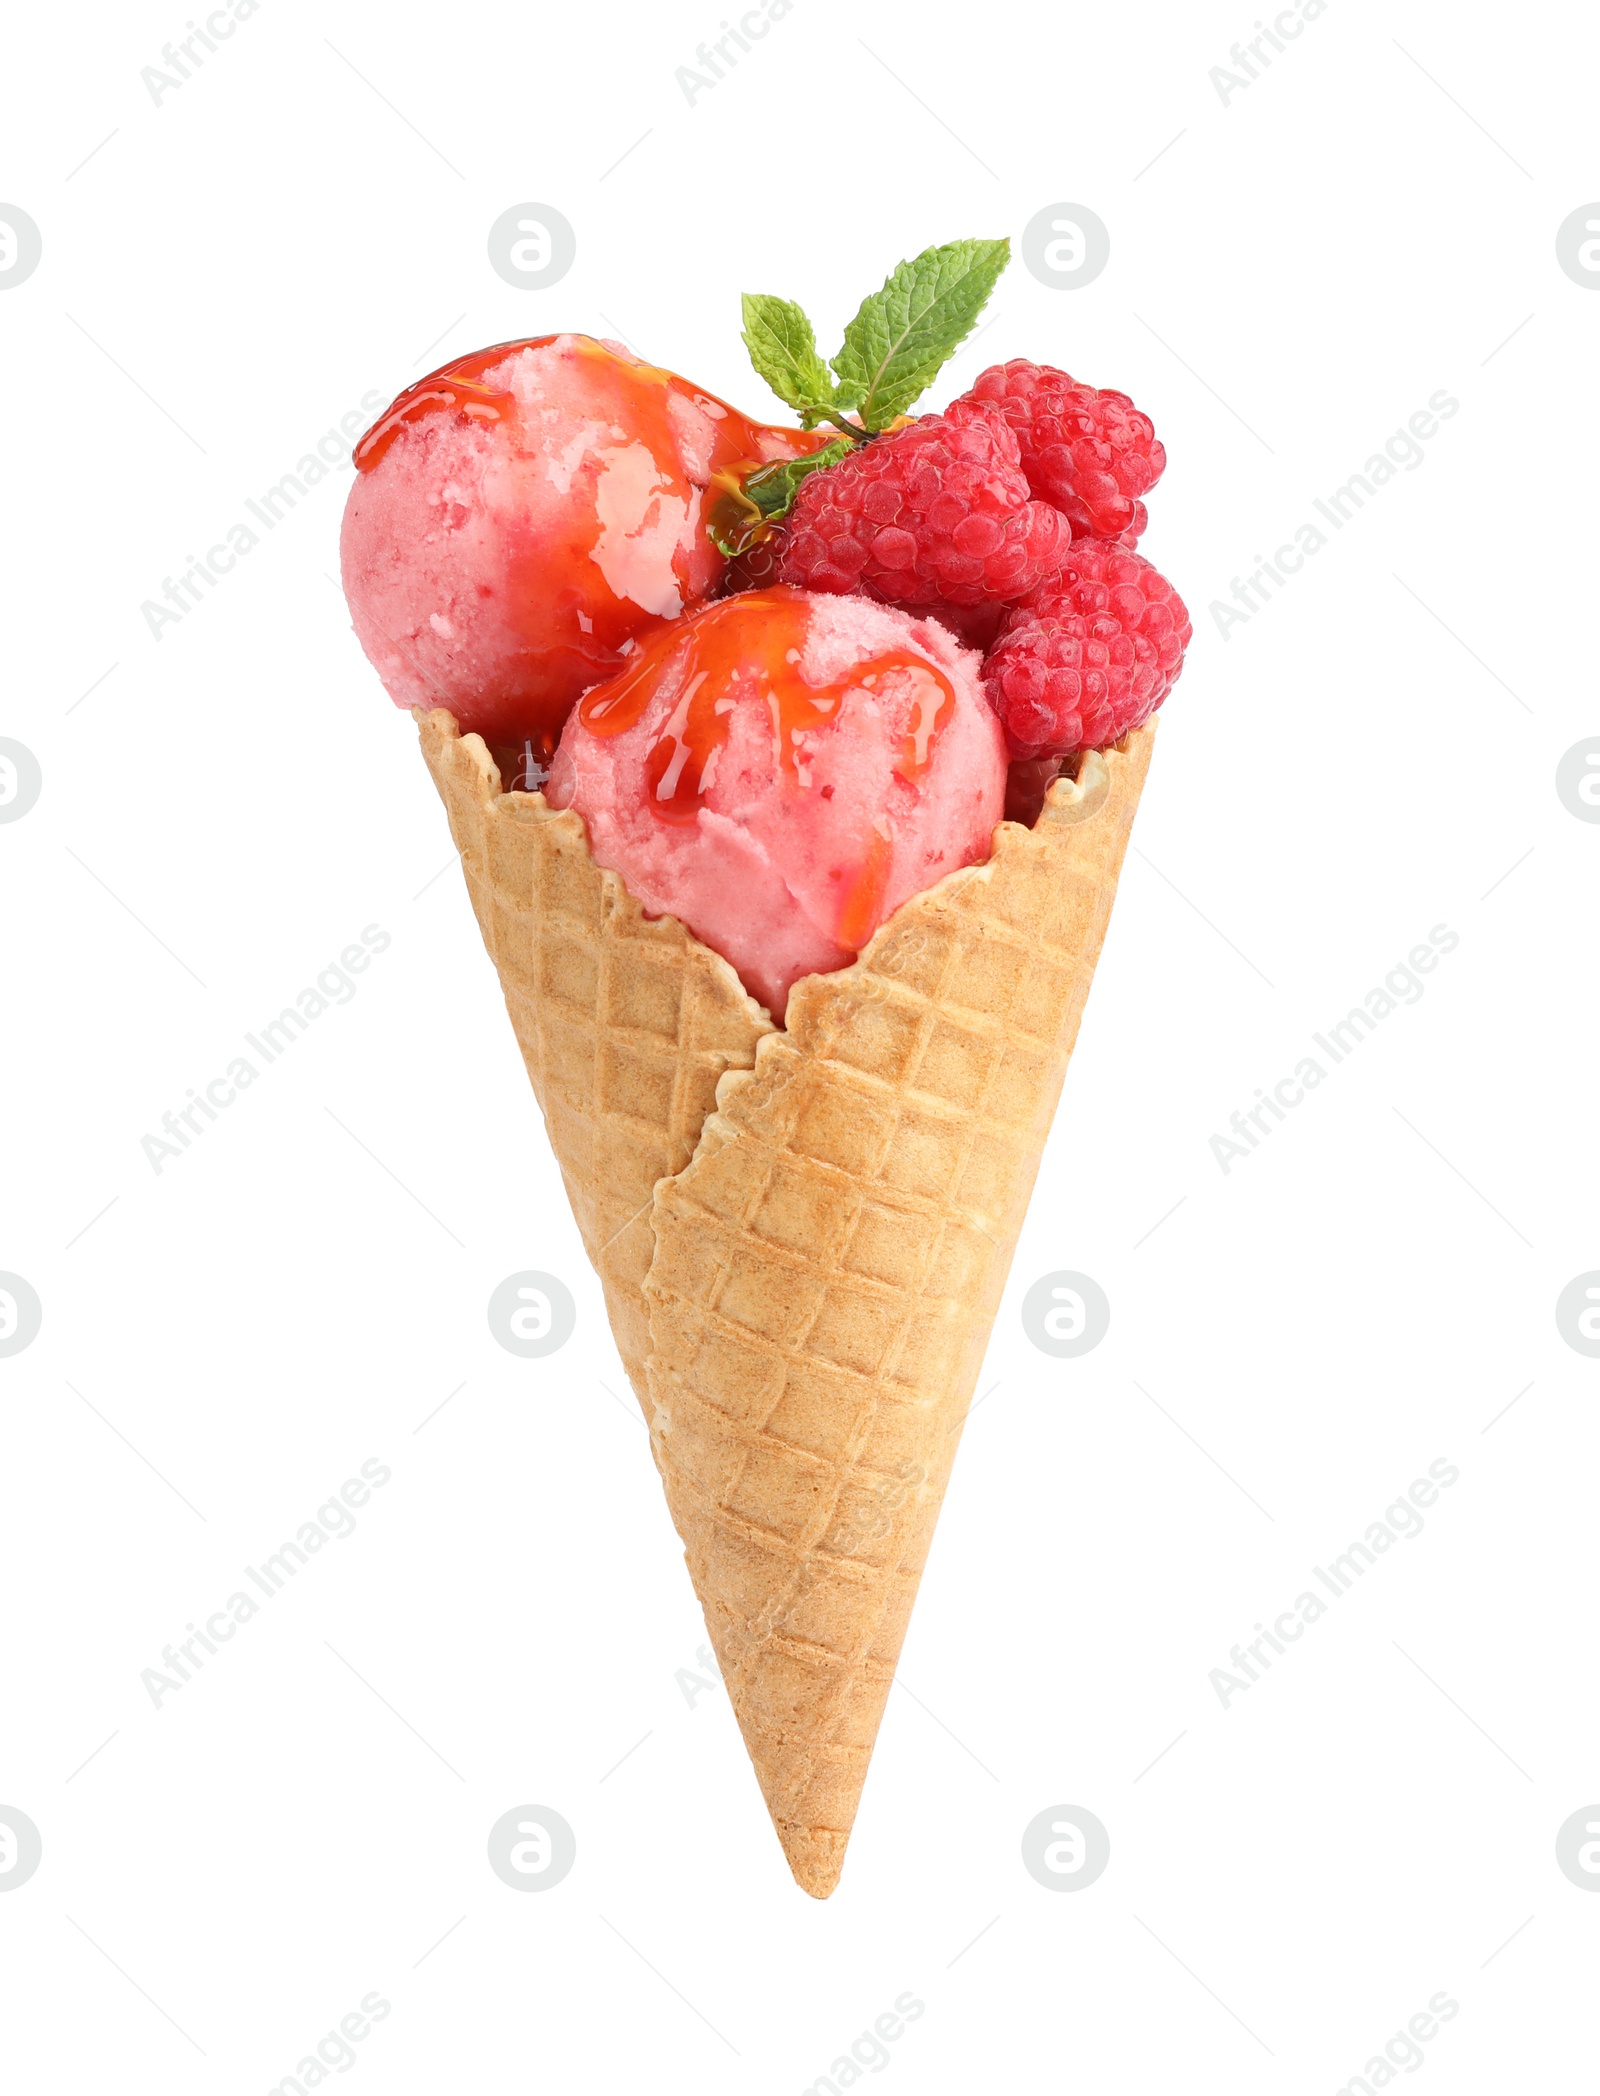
[765,357,1188,805]
[776,411,1066,607]
[953,360,1165,544]
[984,541,1191,763]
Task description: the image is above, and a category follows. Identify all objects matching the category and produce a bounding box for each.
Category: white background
[3,1,1597,2089]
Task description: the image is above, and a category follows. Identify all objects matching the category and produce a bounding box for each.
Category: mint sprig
[737,236,1010,439]
[716,237,1010,554]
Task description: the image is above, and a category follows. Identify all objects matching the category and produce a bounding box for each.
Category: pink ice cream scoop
[340,334,824,760]
[545,587,1007,1019]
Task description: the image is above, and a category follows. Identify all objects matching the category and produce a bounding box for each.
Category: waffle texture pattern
[419,709,1154,1894]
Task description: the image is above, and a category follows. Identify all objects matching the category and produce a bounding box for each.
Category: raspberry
[1114,500,1149,549]
[774,412,1068,610]
[983,541,1190,762]
[951,360,1165,543]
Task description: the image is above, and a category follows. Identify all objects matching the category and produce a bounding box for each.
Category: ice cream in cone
[342,240,1189,1894]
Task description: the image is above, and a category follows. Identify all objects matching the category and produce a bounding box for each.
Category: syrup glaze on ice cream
[341,334,827,750]
[546,589,1005,1019]
[574,587,958,824]
[352,345,534,473]
[353,337,815,484]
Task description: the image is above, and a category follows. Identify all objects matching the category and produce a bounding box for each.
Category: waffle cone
[418,712,772,1403]
[419,707,1154,1895]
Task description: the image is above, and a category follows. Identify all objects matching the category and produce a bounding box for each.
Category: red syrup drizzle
[576,588,957,949]
[353,337,832,483]
[351,339,839,752]
[353,340,552,475]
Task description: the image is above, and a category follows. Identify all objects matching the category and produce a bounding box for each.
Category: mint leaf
[831,238,1010,430]
[741,293,839,425]
[705,439,855,556]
